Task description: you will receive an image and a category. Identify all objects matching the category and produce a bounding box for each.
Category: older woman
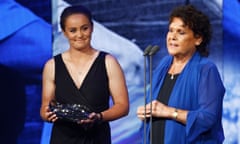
[137,5,225,144]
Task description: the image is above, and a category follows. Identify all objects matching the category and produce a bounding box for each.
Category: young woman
[40,5,129,144]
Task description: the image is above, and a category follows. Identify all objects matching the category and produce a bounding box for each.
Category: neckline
[60,52,101,90]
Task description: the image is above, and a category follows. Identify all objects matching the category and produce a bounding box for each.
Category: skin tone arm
[40,59,58,122]
[137,100,188,124]
[40,54,129,124]
[78,54,129,124]
[101,54,129,121]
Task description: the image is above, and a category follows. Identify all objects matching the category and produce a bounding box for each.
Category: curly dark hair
[60,5,93,31]
[169,5,211,57]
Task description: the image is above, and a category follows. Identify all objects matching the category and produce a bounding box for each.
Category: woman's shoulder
[44,57,55,67]
[99,51,116,61]
[197,57,222,76]
[100,51,122,71]
[199,57,217,68]
[43,54,63,71]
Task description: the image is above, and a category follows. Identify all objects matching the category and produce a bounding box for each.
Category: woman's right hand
[41,105,58,123]
[136,100,170,120]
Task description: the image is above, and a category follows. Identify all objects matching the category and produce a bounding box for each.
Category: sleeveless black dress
[50,52,111,144]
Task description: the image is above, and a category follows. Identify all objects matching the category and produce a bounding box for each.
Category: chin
[167,50,175,56]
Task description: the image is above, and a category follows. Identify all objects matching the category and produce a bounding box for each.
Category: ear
[195,36,202,46]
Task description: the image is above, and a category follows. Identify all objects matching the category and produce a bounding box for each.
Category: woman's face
[166,17,202,58]
[63,13,93,50]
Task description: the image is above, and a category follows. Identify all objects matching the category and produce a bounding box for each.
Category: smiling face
[63,14,93,50]
[166,17,202,59]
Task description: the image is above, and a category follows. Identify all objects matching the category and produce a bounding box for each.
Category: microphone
[143,45,160,144]
[143,45,153,56]
[148,45,159,56]
[143,45,152,144]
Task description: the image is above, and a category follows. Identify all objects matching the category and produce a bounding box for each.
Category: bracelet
[172,108,178,120]
[98,112,103,121]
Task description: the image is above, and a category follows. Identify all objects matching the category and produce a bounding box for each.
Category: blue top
[145,52,225,143]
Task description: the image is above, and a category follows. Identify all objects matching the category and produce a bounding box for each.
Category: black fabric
[152,73,179,144]
[50,51,111,144]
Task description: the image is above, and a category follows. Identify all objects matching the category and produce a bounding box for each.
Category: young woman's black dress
[50,52,111,144]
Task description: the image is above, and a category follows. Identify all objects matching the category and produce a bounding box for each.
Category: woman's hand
[137,100,170,120]
[137,100,188,124]
[41,105,58,123]
[77,112,102,125]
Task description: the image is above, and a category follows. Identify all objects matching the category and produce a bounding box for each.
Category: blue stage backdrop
[222,0,240,143]
[0,0,52,144]
[0,0,239,144]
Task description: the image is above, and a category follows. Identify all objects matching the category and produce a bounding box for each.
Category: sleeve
[186,63,225,142]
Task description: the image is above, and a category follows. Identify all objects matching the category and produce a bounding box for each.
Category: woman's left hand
[77,112,102,125]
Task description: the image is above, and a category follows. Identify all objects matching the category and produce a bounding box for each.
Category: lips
[169,42,178,48]
[75,39,85,42]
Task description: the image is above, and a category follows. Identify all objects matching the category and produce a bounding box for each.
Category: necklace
[68,62,85,76]
[170,64,175,80]
[170,57,190,80]
[78,71,82,75]
[169,63,184,80]
[170,74,174,80]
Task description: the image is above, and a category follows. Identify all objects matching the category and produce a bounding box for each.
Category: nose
[169,32,177,40]
[77,30,83,37]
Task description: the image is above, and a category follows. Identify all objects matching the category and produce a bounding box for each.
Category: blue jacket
[145,52,225,144]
